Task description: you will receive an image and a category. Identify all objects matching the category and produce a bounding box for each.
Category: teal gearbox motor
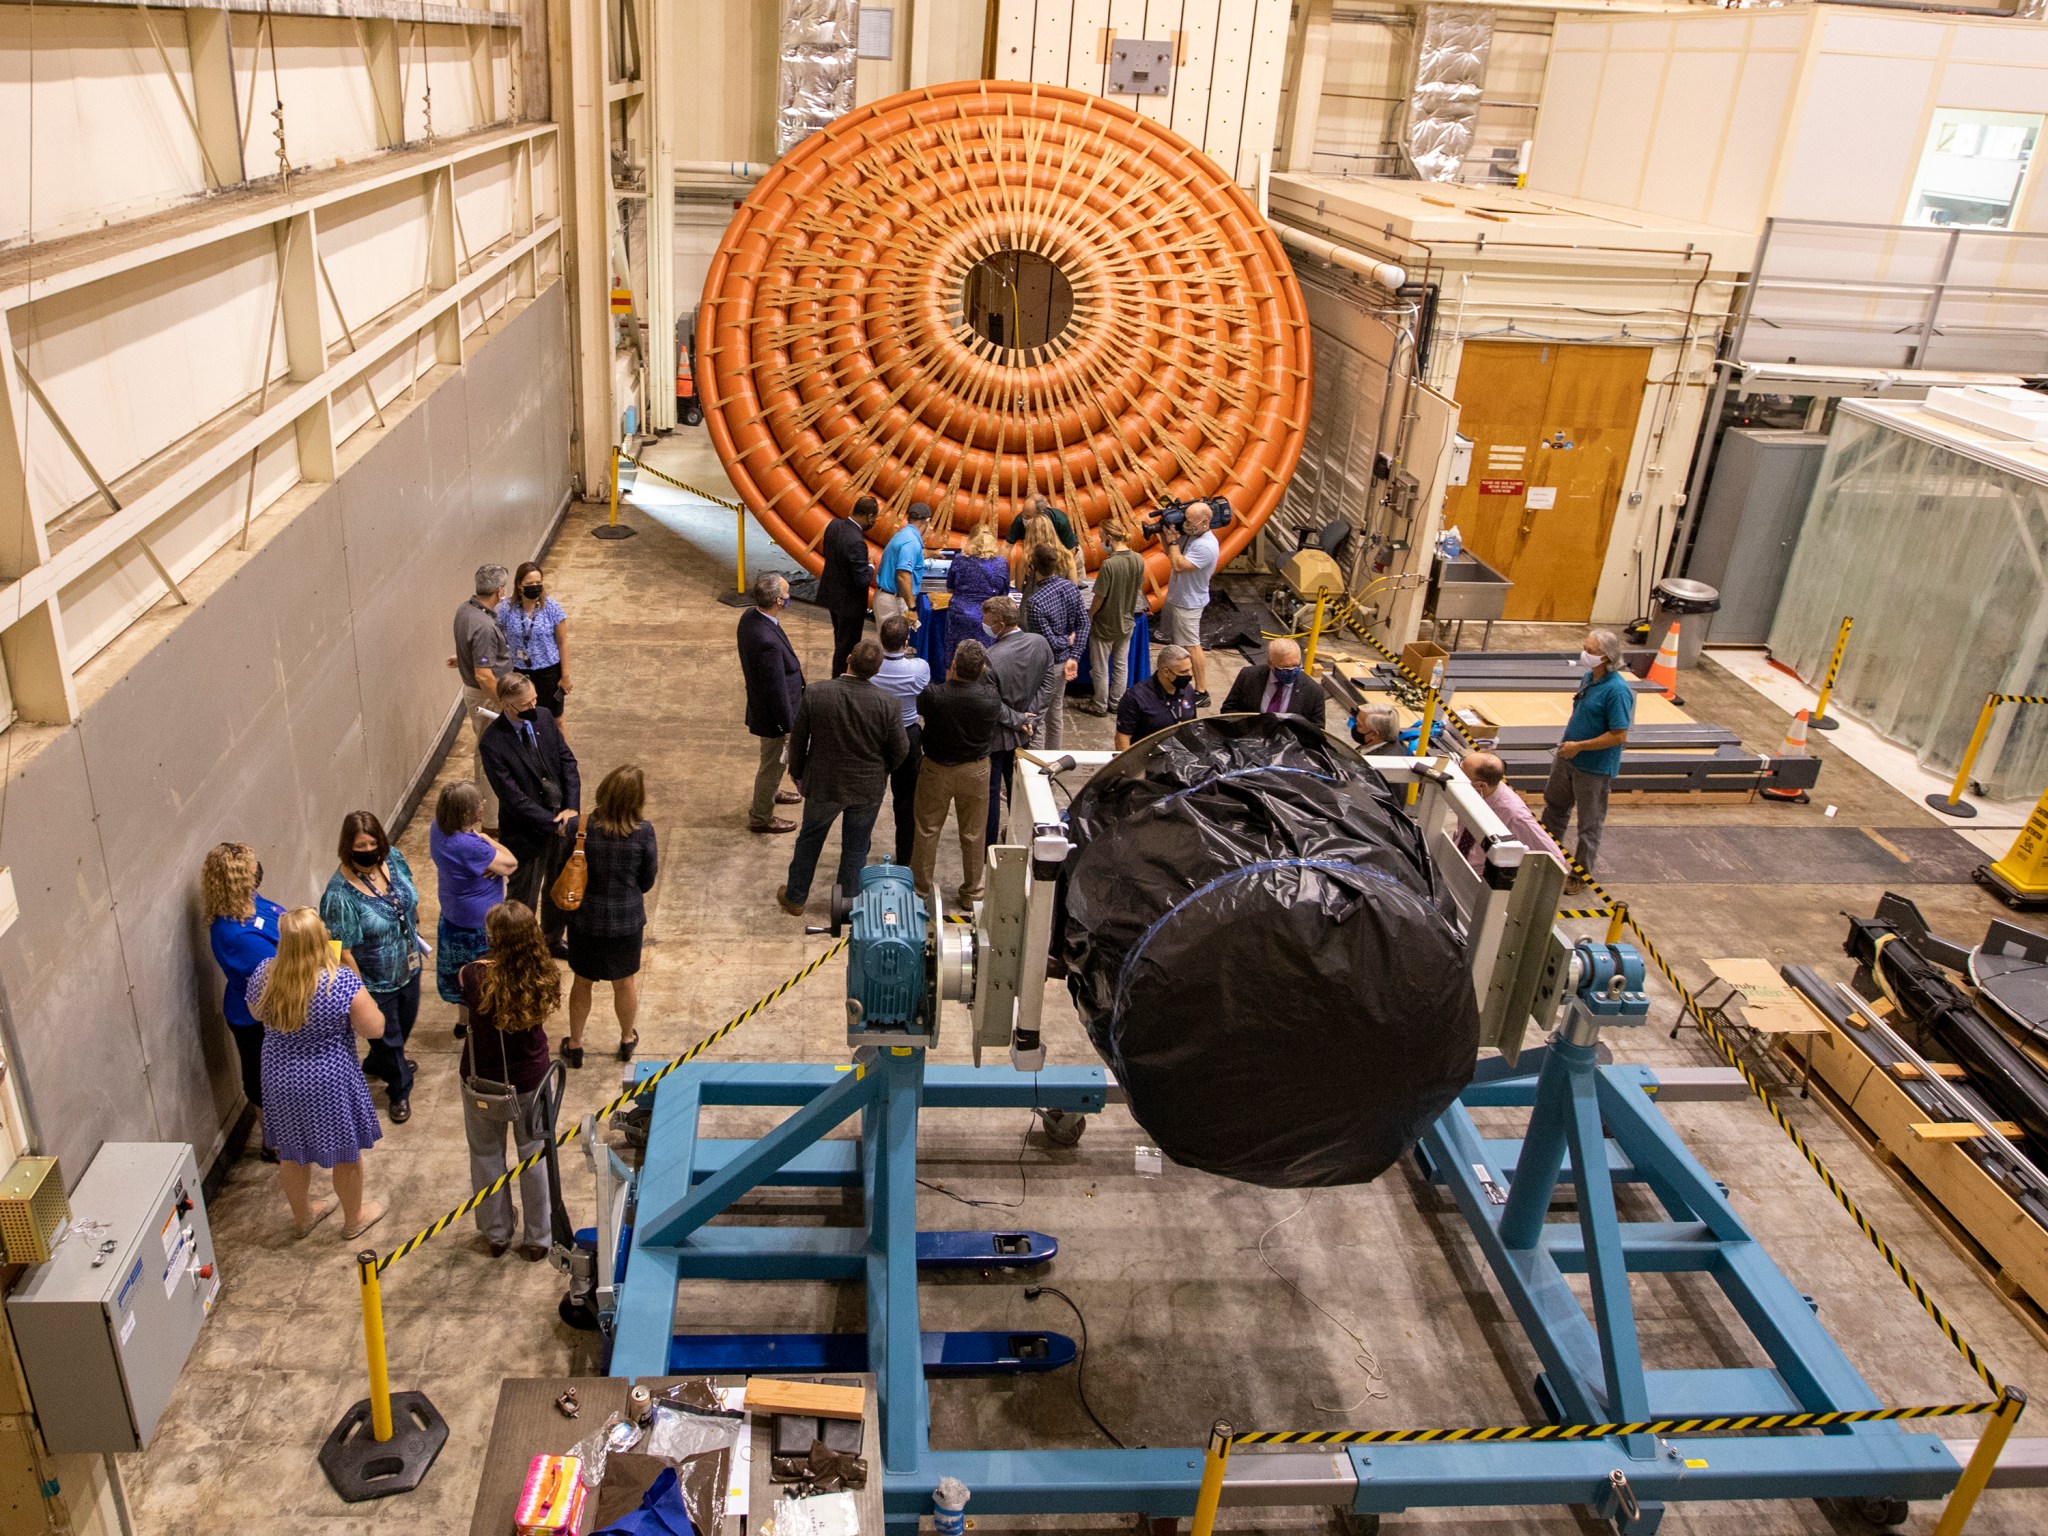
[841,864,935,1041]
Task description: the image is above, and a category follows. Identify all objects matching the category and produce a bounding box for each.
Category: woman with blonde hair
[563,765,658,1065]
[249,908,386,1238]
[1017,508,1075,584]
[943,519,1010,675]
[459,901,562,1257]
[202,842,283,1159]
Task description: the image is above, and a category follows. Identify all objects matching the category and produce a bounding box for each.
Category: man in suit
[481,670,582,950]
[738,572,806,834]
[815,495,879,678]
[980,595,1056,847]
[1220,637,1328,730]
[779,639,908,915]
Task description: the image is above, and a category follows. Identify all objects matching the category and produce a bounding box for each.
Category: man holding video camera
[1158,500,1219,705]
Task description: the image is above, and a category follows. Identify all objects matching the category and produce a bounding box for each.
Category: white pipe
[1270,218,1407,291]
[674,159,772,180]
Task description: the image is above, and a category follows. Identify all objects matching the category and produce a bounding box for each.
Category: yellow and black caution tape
[1563,857,2007,1396]
[1232,1400,2003,1447]
[618,451,748,515]
[375,938,848,1273]
[1992,693,2048,707]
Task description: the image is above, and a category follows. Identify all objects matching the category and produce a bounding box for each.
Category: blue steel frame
[607,1044,1958,1533]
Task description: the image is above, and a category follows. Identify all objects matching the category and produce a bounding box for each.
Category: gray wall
[0,284,574,1186]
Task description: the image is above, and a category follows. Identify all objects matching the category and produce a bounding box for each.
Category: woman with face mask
[498,561,571,716]
[319,810,425,1123]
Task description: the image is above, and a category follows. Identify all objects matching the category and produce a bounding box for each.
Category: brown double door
[1444,340,1650,623]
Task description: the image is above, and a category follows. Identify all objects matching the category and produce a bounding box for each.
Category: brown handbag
[549,827,589,911]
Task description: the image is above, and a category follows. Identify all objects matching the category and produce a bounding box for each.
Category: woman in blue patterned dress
[250,908,386,1238]
[498,561,572,716]
[321,811,423,1123]
[944,523,1010,676]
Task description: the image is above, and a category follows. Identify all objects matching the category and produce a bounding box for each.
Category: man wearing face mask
[1541,628,1634,889]
[1220,637,1327,729]
[480,671,582,950]
[1115,644,1199,750]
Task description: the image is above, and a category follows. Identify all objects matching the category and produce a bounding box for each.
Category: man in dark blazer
[481,670,582,949]
[738,572,806,834]
[815,495,879,678]
[1220,637,1328,730]
[778,638,908,915]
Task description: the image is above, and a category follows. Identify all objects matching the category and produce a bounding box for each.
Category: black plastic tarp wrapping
[1058,715,1481,1187]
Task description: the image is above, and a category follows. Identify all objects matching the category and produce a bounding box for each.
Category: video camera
[1141,495,1235,542]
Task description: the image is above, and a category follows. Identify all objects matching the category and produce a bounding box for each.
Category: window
[1908,108,2042,229]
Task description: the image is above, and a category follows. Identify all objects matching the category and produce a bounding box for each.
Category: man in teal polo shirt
[874,502,931,632]
[1541,628,1634,887]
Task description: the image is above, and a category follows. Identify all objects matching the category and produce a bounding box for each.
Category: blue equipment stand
[607,952,1960,1532]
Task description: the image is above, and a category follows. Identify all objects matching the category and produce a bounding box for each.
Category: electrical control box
[5,1144,217,1452]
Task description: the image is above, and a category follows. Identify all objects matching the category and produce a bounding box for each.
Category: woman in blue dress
[429,781,517,1038]
[944,522,1010,675]
[320,811,423,1122]
[202,841,283,1159]
[249,907,387,1238]
[498,561,572,716]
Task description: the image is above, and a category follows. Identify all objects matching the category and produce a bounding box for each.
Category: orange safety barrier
[697,80,1315,593]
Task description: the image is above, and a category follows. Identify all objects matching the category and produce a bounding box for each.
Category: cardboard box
[1400,641,1448,682]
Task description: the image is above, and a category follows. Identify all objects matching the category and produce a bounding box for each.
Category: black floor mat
[1596,825,1985,885]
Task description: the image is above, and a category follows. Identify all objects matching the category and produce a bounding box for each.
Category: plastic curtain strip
[1406,6,1493,183]
[776,0,858,156]
[1769,402,2048,798]
[698,81,1314,587]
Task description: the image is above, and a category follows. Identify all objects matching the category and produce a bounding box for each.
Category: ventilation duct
[776,0,859,156]
[1406,6,1493,182]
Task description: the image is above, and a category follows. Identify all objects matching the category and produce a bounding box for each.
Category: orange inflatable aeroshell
[697,80,1313,597]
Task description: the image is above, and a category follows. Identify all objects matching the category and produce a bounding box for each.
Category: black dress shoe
[488,1240,509,1258]
[518,1243,549,1262]
[560,1037,585,1069]
[389,1097,412,1124]
[549,939,571,960]
[452,1021,467,1039]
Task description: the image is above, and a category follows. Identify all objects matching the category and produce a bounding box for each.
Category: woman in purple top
[428,781,517,1038]
[250,908,387,1239]
[459,901,561,1258]
[944,522,1011,675]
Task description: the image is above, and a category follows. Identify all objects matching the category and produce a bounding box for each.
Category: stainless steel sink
[1428,553,1512,648]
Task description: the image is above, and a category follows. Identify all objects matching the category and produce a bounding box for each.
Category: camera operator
[1158,501,1219,705]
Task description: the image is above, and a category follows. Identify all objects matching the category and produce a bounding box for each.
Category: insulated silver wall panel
[0,284,573,1185]
[1407,6,1493,182]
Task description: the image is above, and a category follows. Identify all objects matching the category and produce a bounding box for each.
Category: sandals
[618,1034,639,1062]
[341,1201,386,1241]
[293,1196,339,1239]
[560,1038,585,1069]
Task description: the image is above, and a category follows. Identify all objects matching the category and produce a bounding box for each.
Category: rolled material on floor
[1058,716,1481,1187]
[697,81,1312,590]
[1845,917,2048,1148]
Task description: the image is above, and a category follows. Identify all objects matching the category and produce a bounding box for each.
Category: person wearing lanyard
[499,562,571,717]
[320,810,425,1123]
[202,841,284,1160]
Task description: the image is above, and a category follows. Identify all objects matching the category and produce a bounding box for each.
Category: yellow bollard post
[1188,1420,1232,1536]
[1406,663,1442,807]
[737,506,747,596]
[1932,1387,2027,1536]
[593,446,638,541]
[357,1250,393,1443]
[1302,590,1329,674]
[1926,693,2002,820]
[1810,616,1853,731]
[1605,901,1627,944]
[609,447,619,525]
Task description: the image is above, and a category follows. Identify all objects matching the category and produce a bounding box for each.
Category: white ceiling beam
[0,0,519,24]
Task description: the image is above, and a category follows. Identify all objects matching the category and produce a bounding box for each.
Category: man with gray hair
[449,562,511,826]
[1541,628,1634,887]
[737,571,807,834]
[1114,644,1198,750]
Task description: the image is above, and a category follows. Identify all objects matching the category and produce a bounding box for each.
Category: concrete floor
[126,433,2048,1534]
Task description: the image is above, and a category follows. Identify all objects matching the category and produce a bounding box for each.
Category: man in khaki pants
[911,640,1003,905]
[450,563,509,828]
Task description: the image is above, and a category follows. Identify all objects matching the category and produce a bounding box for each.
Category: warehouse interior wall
[0,284,571,1189]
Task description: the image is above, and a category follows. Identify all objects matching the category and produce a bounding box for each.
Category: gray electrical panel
[1685,428,1828,644]
[6,1144,216,1453]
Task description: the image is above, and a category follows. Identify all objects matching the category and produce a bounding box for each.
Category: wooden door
[1442,340,1651,622]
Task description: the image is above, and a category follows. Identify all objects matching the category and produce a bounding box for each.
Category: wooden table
[469,1375,745,1535]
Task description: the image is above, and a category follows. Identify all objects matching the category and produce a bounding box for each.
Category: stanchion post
[1406,663,1443,807]
[1932,1387,2026,1536]
[1605,901,1627,945]
[1926,693,2001,820]
[1189,1420,1232,1536]
[737,506,747,595]
[1810,616,1852,731]
[358,1250,393,1443]
[1303,590,1329,674]
[593,446,638,541]
[609,447,619,527]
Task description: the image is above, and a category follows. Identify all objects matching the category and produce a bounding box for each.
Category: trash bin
[1649,578,1721,669]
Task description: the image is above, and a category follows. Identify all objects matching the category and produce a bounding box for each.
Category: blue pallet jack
[597,753,1966,1533]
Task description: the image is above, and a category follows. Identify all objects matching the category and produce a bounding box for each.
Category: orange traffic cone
[1760,709,1812,804]
[1647,622,1682,702]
